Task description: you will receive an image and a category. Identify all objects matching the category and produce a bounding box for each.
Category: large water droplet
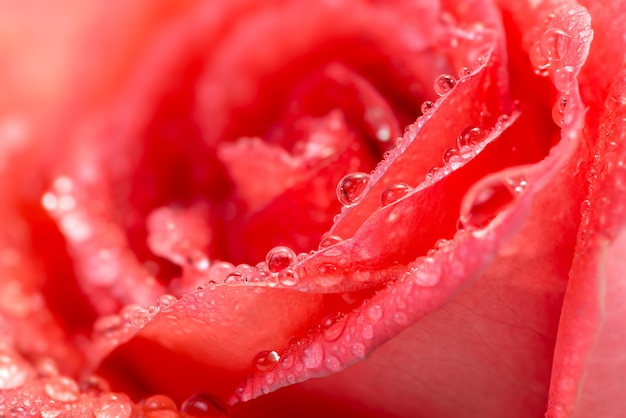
[319,234,342,249]
[208,261,235,283]
[130,307,153,329]
[433,74,456,96]
[553,66,575,93]
[142,394,177,416]
[381,183,412,206]
[278,268,299,286]
[180,392,230,417]
[552,95,568,127]
[336,173,370,206]
[442,148,460,164]
[540,28,571,60]
[459,177,517,230]
[224,271,247,284]
[529,41,551,76]
[420,100,434,114]
[44,376,79,403]
[266,246,297,273]
[94,393,132,418]
[321,312,347,341]
[457,126,485,148]
[157,294,178,310]
[0,352,29,389]
[253,350,281,373]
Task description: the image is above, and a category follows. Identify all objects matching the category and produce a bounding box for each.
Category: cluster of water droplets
[41,176,92,243]
[528,24,575,127]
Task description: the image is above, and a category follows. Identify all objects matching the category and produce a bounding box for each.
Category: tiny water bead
[318,234,342,249]
[458,66,472,78]
[44,376,80,403]
[381,183,412,206]
[529,41,551,75]
[265,246,297,273]
[130,307,153,329]
[181,393,230,417]
[552,95,568,127]
[433,74,457,96]
[78,375,110,395]
[540,27,571,60]
[93,393,132,418]
[367,305,383,321]
[553,66,575,93]
[442,148,460,164]
[224,271,247,284]
[253,350,281,373]
[157,294,178,310]
[278,268,299,286]
[336,172,370,206]
[457,126,485,148]
[420,100,434,114]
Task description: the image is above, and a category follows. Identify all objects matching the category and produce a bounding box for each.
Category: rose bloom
[0,0,625,417]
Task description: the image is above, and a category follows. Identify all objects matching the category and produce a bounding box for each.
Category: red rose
[1,0,624,417]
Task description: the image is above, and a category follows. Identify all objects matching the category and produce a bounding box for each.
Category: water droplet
[529,41,551,76]
[79,375,110,395]
[224,271,247,284]
[94,393,132,418]
[442,148,460,164]
[41,409,62,418]
[425,166,440,180]
[410,257,442,287]
[553,66,575,93]
[316,263,343,287]
[44,376,79,403]
[540,28,571,60]
[187,250,210,271]
[336,172,370,206]
[351,343,366,358]
[278,268,299,286]
[458,67,472,78]
[180,392,230,417]
[253,350,281,373]
[93,314,125,338]
[157,294,178,310]
[130,307,152,329]
[361,324,374,340]
[367,305,383,321]
[322,312,347,341]
[433,74,456,96]
[266,246,297,273]
[143,394,177,415]
[457,126,485,148]
[0,352,29,389]
[459,177,516,230]
[552,95,568,127]
[324,355,342,372]
[392,312,409,325]
[506,175,528,194]
[319,234,342,249]
[35,357,59,378]
[381,183,411,206]
[420,100,434,114]
[303,343,323,369]
[208,261,234,283]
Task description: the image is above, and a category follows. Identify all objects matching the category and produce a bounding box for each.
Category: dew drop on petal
[336,172,370,206]
[224,271,247,284]
[366,305,383,321]
[324,355,342,372]
[381,183,411,206]
[458,67,472,78]
[351,343,366,358]
[442,148,459,164]
[552,95,568,127]
[143,394,177,415]
[78,375,110,395]
[411,257,442,287]
[319,234,342,249]
[266,246,297,273]
[553,66,575,93]
[457,126,485,148]
[180,392,230,417]
[316,263,343,287]
[321,312,347,341]
[361,324,374,340]
[278,268,299,286]
[0,352,29,389]
[459,177,517,230]
[529,41,551,75]
[157,294,178,310]
[303,343,323,369]
[420,100,434,114]
[44,376,79,403]
[540,27,571,60]
[433,74,456,96]
[253,350,281,373]
[93,314,125,338]
[94,393,132,418]
[130,307,152,329]
[208,261,235,283]
[506,174,528,194]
